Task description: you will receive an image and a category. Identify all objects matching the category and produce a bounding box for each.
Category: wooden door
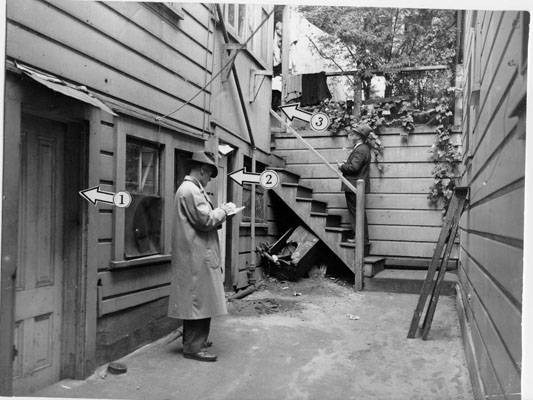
[13,115,65,394]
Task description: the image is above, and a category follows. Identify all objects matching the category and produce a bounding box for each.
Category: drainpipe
[249,150,256,285]
[354,179,365,291]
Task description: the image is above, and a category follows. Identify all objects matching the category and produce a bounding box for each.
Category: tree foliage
[298,7,457,72]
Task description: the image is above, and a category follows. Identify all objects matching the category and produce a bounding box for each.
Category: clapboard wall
[456,10,527,399]
[273,125,461,267]
[5,0,277,370]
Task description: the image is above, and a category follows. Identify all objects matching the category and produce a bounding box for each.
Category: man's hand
[221,202,237,215]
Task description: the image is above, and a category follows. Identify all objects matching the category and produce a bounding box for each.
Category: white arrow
[79,186,115,206]
[228,168,261,186]
[278,103,313,123]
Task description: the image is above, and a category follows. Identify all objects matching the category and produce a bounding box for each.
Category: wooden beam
[325,65,450,77]
[354,179,365,291]
[215,4,256,148]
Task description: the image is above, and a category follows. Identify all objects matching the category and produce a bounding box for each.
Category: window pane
[242,186,252,221]
[125,139,162,259]
[242,186,265,223]
[260,9,269,62]
[125,141,159,195]
[124,194,162,258]
[228,4,235,27]
[238,4,246,37]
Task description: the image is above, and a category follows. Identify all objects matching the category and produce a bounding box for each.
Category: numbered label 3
[310,112,331,132]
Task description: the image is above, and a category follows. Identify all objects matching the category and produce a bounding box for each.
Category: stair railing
[270,109,365,290]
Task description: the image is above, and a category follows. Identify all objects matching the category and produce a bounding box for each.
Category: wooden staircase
[270,167,377,275]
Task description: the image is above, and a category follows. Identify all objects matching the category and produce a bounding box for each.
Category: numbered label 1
[113,191,132,208]
[310,112,330,132]
[259,170,280,189]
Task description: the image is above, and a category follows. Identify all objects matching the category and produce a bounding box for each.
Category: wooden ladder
[407,186,469,340]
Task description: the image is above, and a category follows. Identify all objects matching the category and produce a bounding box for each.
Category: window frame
[123,136,164,260]
[143,2,184,28]
[222,4,272,68]
[241,157,268,224]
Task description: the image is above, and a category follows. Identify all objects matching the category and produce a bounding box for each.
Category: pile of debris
[257,225,323,281]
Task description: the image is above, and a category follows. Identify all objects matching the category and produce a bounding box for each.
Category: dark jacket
[339,142,371,193]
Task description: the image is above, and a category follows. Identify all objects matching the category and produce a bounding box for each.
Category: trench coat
[167,176,228,320]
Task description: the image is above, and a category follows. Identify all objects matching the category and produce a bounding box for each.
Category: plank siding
[7,0,211,134]
[3,0,274,382]
[274,127,446,264]
[457,10,526,397]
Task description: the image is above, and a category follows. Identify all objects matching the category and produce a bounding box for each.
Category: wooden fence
[273,124,462,268]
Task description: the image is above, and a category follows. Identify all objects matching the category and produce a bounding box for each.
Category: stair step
[295,196,313,203]
[325,227,351,233]
[364,269,457,295]
[326,214,342,227]
[363,256,385,278]
[311,200,327,213]
[270,167,300,184]
[280,182,313,198]
[340,241,355,248]
[310,211,328,217]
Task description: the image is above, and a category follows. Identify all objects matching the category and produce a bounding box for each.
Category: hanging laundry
[300,72,331,106]
[284,74,302,103]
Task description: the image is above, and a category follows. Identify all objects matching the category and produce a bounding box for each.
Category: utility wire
[155,8,274,122]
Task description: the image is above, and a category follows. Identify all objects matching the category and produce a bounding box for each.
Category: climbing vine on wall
[427,96,462,210]
[303,92,462,210]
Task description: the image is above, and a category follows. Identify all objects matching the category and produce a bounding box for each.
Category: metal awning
[15,62,117,116]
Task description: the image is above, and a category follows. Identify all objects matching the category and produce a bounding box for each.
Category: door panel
[13,115,65,395]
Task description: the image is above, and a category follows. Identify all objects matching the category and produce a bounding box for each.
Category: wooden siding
[6,0,213,136]
[273,126,460,265]
[5,0,277,373]
[458,10,526,398]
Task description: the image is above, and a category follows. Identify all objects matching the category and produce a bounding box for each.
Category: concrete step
[364,269,457,295]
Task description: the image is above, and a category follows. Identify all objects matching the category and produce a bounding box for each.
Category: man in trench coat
[168,151,234,362]
[338,124,372,250]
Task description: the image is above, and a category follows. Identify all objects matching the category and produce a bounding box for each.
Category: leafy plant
[427,95,462,210]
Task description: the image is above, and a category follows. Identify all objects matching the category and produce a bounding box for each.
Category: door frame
[0,75,90,394]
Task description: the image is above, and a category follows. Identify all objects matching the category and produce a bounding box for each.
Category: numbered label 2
[259,170,280,189]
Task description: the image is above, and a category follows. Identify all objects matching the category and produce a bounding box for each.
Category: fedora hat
[352,124,372,140]
[190,151,218,177]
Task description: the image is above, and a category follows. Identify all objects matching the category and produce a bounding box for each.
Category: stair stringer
[271,185,356,274]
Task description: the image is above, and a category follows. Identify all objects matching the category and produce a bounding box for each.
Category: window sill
[110,254,172,269]
[240,222,269,229]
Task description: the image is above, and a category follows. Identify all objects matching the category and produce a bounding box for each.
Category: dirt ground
[35,276,474,400]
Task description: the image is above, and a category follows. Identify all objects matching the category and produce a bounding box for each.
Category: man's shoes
[183,351,217,362]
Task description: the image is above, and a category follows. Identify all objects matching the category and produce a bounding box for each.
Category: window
[224,4,247,40]
[124,138,162,258]
[143,2,183,27]
[242,157,266,223]
[259,8,270,63]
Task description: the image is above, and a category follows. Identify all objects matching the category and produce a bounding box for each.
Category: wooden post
[249,150,256,284]
[354,179,365,291]
[353,73,361,119]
